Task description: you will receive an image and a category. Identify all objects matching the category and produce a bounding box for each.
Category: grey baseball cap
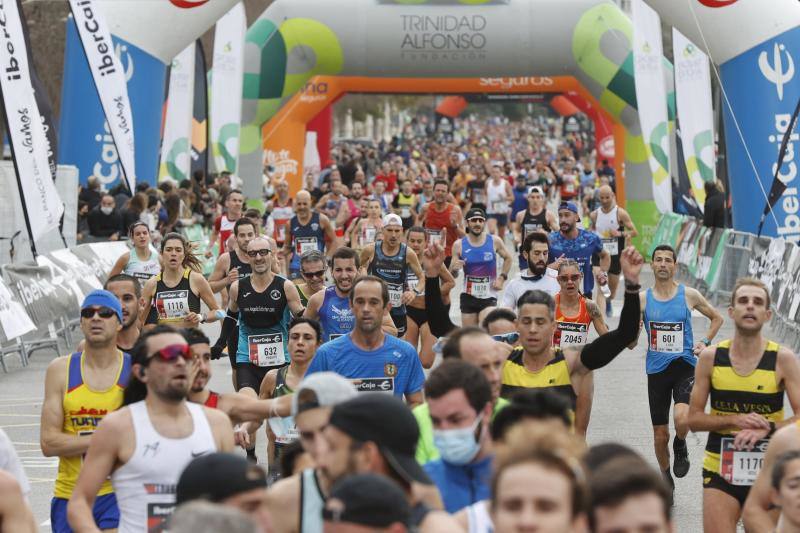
[292,372,358,416]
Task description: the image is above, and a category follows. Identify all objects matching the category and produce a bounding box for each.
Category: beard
[530,261,547,276]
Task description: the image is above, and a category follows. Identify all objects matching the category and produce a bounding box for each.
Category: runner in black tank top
[145,269,201,325]
[229,249,253,279]
[368,240,408,325]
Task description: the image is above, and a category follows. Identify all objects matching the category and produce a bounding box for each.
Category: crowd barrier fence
[650,213,800,352]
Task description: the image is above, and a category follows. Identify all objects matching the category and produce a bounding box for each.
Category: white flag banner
[673,28,716,205]
[159,43,195,183]
[68,0,136,192]
[632,0,672,213]
[210,3,245,175]
[0,276,34,341]
[0,0,64,241]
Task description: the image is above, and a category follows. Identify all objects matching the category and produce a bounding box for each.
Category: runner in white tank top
[486,165,513,239]
[112,401,216,533]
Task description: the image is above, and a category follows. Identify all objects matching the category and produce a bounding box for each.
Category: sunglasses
[80,306,117,319]
[302,269,325,279]
[492,332,520,345]
[246,249,271,257]
[147,344,192,363]
[558,274,582,282]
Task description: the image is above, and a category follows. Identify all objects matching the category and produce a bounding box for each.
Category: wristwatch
[499,273,508,280]
[700,337,711,346]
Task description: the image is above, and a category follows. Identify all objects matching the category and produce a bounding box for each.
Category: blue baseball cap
[81,289,123,322]
[559,201,580,216]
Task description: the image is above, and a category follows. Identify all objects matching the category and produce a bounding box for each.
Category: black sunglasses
[302,269,325,279]
[80,306,117,320]
[246,249,271,258]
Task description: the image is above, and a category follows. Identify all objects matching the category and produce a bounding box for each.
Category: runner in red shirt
[420,179,465,267]
[207,189,244,256]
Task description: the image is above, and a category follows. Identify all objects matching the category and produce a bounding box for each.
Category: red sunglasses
[147,344,191,363]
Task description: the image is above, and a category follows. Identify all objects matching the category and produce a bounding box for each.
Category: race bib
[400,207,411,219]
[473,191,486,204]
[329,334,345,341]
[720,438,769,486]
[492,200,508,213]
[388,283,403,307]
[155,290,189,320]
[407,274,419,293]
[296,237,318,256]
[556,322,589,348]
[248,333,284,367]
[649,322,684,353]
[466,276,491,299]
[362,226,377,246]
[275,221,288,243]
[353,378,394,394]
[602,238,619,255]
[565,182,575,194]
[147,502,175,533]
[523,223,542,239]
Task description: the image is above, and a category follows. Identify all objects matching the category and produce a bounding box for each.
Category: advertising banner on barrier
[68,0,137,193]
[0,0,64,242]
[673,28,715,204]
[778,244,800,319]
[59,17,165,189]
[0,275,34,342]
[210,3,245,175]
[748,236,786,296]
[722,25,800,239]
[3,263,78,326]
[632,0,672,214]
[159,43,195,183]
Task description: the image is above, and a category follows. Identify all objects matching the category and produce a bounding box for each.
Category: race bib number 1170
[720,438,768,486]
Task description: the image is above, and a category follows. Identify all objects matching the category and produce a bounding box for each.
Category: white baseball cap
[383,213,403,227]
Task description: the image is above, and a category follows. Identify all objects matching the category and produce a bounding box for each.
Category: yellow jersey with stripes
[500,346,577,409]
[54,350,131,499]
[702,339,784,474]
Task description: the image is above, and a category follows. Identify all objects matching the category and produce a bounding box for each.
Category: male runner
[184,328,291,425]
[641,244,723,489]
[549,201,609,299]
[361,213,425,337]
[228,236,304,398]
[282,190,338,279]
[688,278,800,533]
[500,247,643,429]
[513,186,557,271]
[294,250,327,307]
[104,274,142,352]
[306,275,425,405]
[305,247,397,342]
[266,179,294,249]
[348,198,383,251]
[590,184,638,316]
[500,232,560,309]
[420,179,464,267]
[207,189,244,256]
[266,373,358,533]
[450,208,513,326]
[42,291,131,533]
[485,164,513,238]
[67,326,235,532]
[208,218,255,294]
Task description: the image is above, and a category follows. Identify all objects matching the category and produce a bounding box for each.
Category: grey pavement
[0,268,785,531]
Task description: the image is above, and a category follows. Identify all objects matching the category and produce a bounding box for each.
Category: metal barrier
[714,231,755,306]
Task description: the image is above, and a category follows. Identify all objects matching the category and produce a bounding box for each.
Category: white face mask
[100,206,113,215]
[432,416,483,465]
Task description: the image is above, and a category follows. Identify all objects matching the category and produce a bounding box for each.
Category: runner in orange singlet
[420,179,464,267]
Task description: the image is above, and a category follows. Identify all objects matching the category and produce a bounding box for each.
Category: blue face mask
[433,416,482,465]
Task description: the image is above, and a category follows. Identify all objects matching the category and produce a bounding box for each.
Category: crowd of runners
[0,115,796,533]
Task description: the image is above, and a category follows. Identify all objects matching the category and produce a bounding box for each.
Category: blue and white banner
[722,26,800,240]
[58,16,165,189]
[68,0,136,192]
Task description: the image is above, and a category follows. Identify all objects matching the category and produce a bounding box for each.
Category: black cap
[465,207,486,220]
[323,474,410,527]
[329,394,432,485]
[176,453,267,505]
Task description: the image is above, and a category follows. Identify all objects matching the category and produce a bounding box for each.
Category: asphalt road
[0,268,785,531]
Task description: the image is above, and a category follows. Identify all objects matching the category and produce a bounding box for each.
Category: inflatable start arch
[240,0,673,250]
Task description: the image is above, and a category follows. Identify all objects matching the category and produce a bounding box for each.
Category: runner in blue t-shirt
[306,275,425,406]
[548,201,609,298]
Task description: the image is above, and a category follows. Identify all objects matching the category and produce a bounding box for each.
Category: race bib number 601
[649,322,684,353]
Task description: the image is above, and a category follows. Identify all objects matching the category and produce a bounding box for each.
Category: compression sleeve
[425,276,457,338]
[579,288,640,371]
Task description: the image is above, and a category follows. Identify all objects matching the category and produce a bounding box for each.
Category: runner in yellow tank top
[40,290,132,532]
[689,278,800,533]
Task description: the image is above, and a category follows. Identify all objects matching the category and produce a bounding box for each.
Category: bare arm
[108,252,129,279]
[320,214,340,256]
[438,264,455,304]
[191,273,221,322]
[381,309,398,336]
[777,347,800,429]
[406,248,425,285]
[586,300,609,335]
[686,288,724,353]
[208,254,235,293]
[205,407,236,452]
[359,244,376,275]
[140,277,157,327]
[67,411,126,533]
[284,279,305,316]
[0,472,36,533]
[618,207,639,242]
[546,211,559,232]
[303,290,323,321]
[40,357,91,457]
[405,390,424,409]
[266,475,301,533]
[599,249,611,272]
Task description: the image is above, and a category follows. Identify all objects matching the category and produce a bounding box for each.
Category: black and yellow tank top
[146,268,201,324]
[703,339,784,473]
[501,347,576,409]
